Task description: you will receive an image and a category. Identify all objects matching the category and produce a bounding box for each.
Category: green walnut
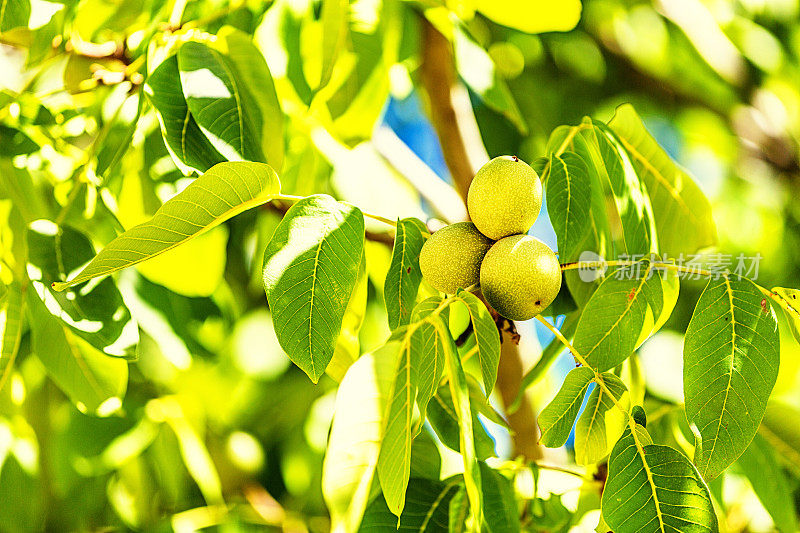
[419,222,494,294]
[467,156,542,240]
[480,235,561,320]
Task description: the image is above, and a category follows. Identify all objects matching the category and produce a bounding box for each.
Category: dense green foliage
[2,0,800,531]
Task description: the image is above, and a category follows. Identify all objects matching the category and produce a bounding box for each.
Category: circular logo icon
[577,250,607,282]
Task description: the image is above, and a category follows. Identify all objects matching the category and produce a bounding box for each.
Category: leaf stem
[272,194,398,227]
[534,316,639,435]
[559,259,787,315]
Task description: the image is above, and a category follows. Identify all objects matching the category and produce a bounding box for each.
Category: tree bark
[419,16,542,460]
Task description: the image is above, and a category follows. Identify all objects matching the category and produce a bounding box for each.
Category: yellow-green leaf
[52,162,280,291]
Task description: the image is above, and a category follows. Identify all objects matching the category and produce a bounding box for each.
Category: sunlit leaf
[178,33,282,166]
[573,260,678,371]
[601,427,718,532]
[360,477,461,532]
[427,383,497,461]
[759,402,800,477]
[770,287,800,344]
[377,328,419,516]
[538,366,594,448]
[0,282,24,394]
[52,162,280,291]
[27,290,128,415]
[328,253,368,382]
[738,434,798,532]
[318,0,348,91]
[27,221,138,358]
[144,54,226,174]
[135,225,228,298]
[546,152,592,262]
[475,0,581,34]
[0,0,30,33]
[453,290,500,394]
[263,194,364,382]
[684,277,780,479]
[408,297,446,423]
[480,462,520,532]
[574,373,630,465]
[592,122,657,255]
[384,218,427,330]
[608,104,717,256]
[214,27,285,169]
[439,318,483,530]
[323,350,394,533]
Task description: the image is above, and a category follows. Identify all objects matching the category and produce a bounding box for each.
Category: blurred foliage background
[1,0,799,531]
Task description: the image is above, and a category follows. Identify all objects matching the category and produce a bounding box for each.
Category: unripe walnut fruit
[419,222,494,294]
[467,156,542,240]
[480,235,561,321]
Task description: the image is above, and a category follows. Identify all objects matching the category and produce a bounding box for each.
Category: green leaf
[684,277,780,479]
[770,287,800,344]
[546,152,592,262]
[377,303,450,516]
[408,297,446,423]
[359,477,461,532]
[592,122,657,255]
[214,27,285,169]
[737,434,798,532]
[453,290,500,394]
[448,485,469,533]
[263,194,364,382]
[759,402,800,477]
[384,218,427,330]
[323,350,395,533]
[608,104,717,256]
[575,373,630,465]
[0,0,30,32]
[480,463,520,533]
[27,290,128,415]
[545,122,614,305]
[427,383,497,461]
[601,428,718,532]
[513,313,580,410]
[178,34,282,166]
[318,0,349,91]
[377,329,420,516]
[0,282,24,394]
[27,221,138,358]
[438,319,483,531]
[538,366,594,448]
[327,253,368,382]
[574,260,679,372]
[53,161,280,291]
[409,430,441,481]
[145,55,226,173]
